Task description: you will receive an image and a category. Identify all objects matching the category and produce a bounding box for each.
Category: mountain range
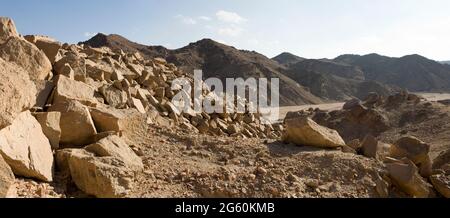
[80,34,450,106]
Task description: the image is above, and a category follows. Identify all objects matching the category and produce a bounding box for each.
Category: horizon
[1,0,450,61]
[86,33,449,62]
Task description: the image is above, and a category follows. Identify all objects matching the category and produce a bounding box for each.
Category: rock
[361,135,390,160]
[0,111,53,182]
[283,116,346,148]
[54,52,87,81]
[0,155,15,198]
[59,63,75,79]
[130,97,146,114]
[391,136,430,164]
[386,159,434,198]
[24,35,62,63]
[343,98,362,110]
[33,81,54,109]
[0,17,19,44]
[57,149,135,198]
[0,58,37,129]
[85,135,143,171]
[0,37,52,81]
[89,105,143,134]
[390,136,432,177]
[430,174,450,198]
[347,139,361,151]
[49,99,97,147]
[433,149,450,170]
[99,84,128,108]
[33,112,61,149]
[52,75,98,107]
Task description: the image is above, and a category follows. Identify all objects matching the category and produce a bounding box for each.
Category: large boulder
[24,35,62,64]
[390,136,432,177]
[89,105,143,135]
[0,111,54,182]
[283,116,346,148]
[49,100,97,147]
[0,17,19,44]
[52,75,98,107]
[0,155,15,198]
[0,37,52,81]
[34,112,61,149]
[85,135,143,171]
[56,149,137,198]
[386,159,434,198]
[0,58,37,129]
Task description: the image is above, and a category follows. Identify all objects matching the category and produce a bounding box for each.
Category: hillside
[335,54,450,92]
[81,34,396,104]
[81,34,323,106]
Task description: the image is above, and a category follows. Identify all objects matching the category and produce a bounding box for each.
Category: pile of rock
[282,97,450,198]
[0,17,281,198]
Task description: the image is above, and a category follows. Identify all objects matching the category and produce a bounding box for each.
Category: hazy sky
[1,0,450,60]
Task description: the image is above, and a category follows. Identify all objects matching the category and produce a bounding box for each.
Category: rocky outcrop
[0,111,53,182]
[283,116,346,148]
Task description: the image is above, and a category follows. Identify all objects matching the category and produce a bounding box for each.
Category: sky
[1,0,450,61]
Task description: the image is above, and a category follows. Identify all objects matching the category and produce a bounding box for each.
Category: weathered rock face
[24,35,62,64]
[56,147,139,198]
[0,58,37,129]
[0,155,15,198]
[85,135,143,171]
[34,112,61,149]
[0,37,52,81]
[49,99,97,147]
[0,111,54,182]
[283,116,346,148]
[386,160,434,198]
[52,75,98,107]
[0,17,19,44]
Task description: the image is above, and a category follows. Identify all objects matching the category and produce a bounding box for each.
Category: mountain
[274,57,395,101]
[81,34,323,106]
[272,52,305,67]
[334,54,450,92]
[441,61,450,65]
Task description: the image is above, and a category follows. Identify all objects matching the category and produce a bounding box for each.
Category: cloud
[175,15,197,25]
[84,32,98,38]
[198,16,211,21]
[218,26,244,37]
[216,10,247,24]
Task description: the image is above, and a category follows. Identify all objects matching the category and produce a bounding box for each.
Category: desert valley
[1,15,450,199]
